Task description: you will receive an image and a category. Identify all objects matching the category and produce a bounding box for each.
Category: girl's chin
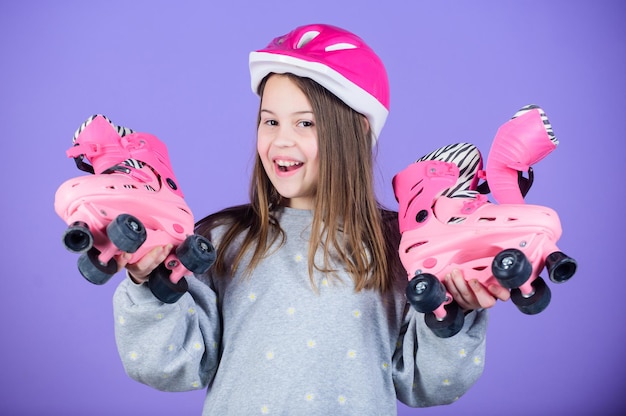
[285,199,314,210]
[275,194,314,210]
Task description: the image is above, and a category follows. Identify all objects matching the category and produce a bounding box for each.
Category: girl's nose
[272,126,296,147]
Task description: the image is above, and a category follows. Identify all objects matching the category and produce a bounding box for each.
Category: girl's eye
[298,120,314,128]
[264,119,278,126]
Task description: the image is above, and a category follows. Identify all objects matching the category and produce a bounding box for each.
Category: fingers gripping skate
[55,115,216,303]
[392,107,577,338]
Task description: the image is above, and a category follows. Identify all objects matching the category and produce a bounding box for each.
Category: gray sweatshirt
[113,207,488,415]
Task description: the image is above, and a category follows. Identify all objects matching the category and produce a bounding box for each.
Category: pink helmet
[249,23,390,142]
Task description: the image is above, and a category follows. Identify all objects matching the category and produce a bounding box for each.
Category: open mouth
[275,159,303,173]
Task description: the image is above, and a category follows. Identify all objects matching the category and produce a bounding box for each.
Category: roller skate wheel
[106,214,147,253]
[492,248,532,289]
[77,247,116,285]
[148,263,188,304]
[177,234,217,274]
[424,301,465,338]
[406,273,446,314]
[63,221,94,253]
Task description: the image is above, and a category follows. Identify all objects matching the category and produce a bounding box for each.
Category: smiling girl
[113,23,504,414]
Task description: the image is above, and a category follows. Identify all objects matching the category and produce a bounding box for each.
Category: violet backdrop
[1,1,624,415]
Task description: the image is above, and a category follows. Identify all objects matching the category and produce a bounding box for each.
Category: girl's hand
[444,269,511,311]
[115,244,173,284]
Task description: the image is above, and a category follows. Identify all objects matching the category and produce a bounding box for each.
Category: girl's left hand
[444,269,511,311]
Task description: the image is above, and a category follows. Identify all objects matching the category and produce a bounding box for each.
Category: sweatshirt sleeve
[392,306,488,407]
[112,274,221,392]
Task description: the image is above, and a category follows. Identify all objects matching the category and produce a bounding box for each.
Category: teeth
[276,160,302,167]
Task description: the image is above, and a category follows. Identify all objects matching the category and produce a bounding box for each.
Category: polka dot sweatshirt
[113,207,488,415]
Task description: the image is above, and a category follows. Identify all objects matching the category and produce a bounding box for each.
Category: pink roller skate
[54,115,216,303]
[392,106,577,338]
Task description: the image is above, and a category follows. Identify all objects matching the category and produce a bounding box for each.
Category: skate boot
[482,105,558,204]
[393,123,576,338]
[55,115,216,303]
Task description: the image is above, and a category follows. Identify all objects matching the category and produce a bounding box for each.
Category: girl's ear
[361,116,371,135]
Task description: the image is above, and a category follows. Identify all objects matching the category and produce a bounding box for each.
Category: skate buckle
[66,142,100,159]
[461,194,489,214]
[426,161,457,178]
[127,167,153,183]
[121,135,147,151]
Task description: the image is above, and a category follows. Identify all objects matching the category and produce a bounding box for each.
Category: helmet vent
[325,42,357,52]
[296,31,320,48]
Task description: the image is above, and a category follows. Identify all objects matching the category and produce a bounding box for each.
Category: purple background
[1,1,624,415]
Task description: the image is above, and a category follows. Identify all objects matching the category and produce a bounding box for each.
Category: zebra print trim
[124,158,144,169]
[512,104,558,146]
[416,142,483,198]
[72,114,135,143]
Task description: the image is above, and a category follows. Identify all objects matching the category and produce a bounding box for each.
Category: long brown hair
[196,73,400,292]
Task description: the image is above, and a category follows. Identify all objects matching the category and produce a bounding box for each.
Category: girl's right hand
[444,268,511,311]
[116,244,173,284]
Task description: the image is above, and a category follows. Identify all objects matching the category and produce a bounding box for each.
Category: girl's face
[257,75,319,210]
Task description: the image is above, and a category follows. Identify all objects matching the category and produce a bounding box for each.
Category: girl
[115,23,508,415]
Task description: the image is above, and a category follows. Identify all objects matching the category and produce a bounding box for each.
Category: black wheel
[106,214,147,253]
[424,301,465,338]
[148,263,189,304]
[77,247,116,285]
[406,273,447,313]
[545,251,577,283]
[492,248,532,289]
[511,277,551,315]
[176,234,216,274]
[63,221,93,253]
